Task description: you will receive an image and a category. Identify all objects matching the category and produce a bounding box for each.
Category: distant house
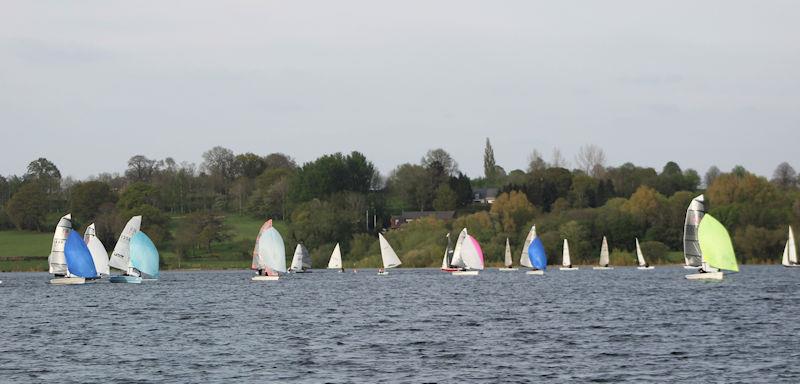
[473,188,499,204]
[390,211,455,229]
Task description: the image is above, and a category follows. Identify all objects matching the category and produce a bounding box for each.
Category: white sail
[256,226,287,273]
[441,233,453,269]
[789,226,797,264]
[460,235,484,270]
[109,216,141,274]
[48,214,72,275]
[599,236,610,266]
[683,194,705,267]
[378,233,402,269]
[290,244,305,271]
[783,241,790,266]
[504,238,512,267]
[562,239,571,267]
[520,226,535,268]
[300,244,312,268]
[450,228,468,268]
[327,243,343,269]
[635,238,647,267]
[84,223,110,276]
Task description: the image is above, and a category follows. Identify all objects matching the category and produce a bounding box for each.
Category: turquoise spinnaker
[130,231,160,278]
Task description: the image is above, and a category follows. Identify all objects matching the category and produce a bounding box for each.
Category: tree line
[1,141,798,267]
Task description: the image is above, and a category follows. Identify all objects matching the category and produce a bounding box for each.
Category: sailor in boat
[340,267,345,273]
[378,267,385,274]
[566,263,573,268]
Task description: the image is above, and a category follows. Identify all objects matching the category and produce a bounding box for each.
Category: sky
[1,1,798,180]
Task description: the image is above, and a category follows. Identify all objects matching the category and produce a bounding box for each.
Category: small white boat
[684,214,739,280]
[327,243,343,272]
[251,275,280,281]
[84,223,110,278]
[499,238,517,271]
[637,266,655,270]
[634,238,654,270]
[782,226,799,267]
[526,270,544,275]
[685,272,723,280]
[521,225,547,275]
[251,219,286,281]
[452,270,479,276]
[109,216,145,283]
[449,228,484,276]
[593,236,613,270]
[288,244,312,273]
[48,214,100,285]
[560,239,579,270]
[378,233,402,276]
[49,277,86,285]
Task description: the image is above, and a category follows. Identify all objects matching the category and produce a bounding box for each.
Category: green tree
[234,153,267,179]
[483,138,497,181]
[432,184,457,211]
[490,191,537,235]
[5,182,48,230]
[70,181,117,223]
[387,164,435,211]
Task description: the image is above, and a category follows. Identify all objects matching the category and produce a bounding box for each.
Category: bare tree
[704,165,721,188]
[575,145,606,177]
[527,150,547,173]
[772,162,797,189]
[551,148,569,169]
[201,146,236,181]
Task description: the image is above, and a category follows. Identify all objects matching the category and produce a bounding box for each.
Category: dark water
[1,266,799,383]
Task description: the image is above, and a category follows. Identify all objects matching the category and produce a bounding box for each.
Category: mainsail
[109,216,142,274]
[562,239,572,267]
[599,236,610,267]
[785,226,798,266]
[378,233,402,269]
[290,244,310,271]
[503,238,513,268]
[251,219,286,273]
[450,228,468,269]
[84,223,110,276]
[698,214,738,272]
[683,194,705,267]
[327,243,343,269]
[48,214,72,275]
[635,238,647,267]
[441,233,454,269]
[520,226,535,268]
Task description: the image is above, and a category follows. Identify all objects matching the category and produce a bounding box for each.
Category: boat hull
[685,272,724,280]
[110,275,142,284]
[498,268,518,271]
[441,268,460,272]
[452,270,479,276]
[593,267,614,270]
[252,275,280,281]
[683,265,701,270]
[378,271,389,275]
[526,270,544,275]
[637,266,655,270]
[49,277,86,285]
[560,267,579,271]
[782,264,800,268]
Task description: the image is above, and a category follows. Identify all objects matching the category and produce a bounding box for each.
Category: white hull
[685,272,724,280]
[378,271,389,275]
[560,267,579,270]
[251,275,280,281]
[683,265,701,270]
[49,277,86,285]
[498,268,518,271]
[452,270,479,276]
[526,270,544,275]
[593,266,613,270]
[782,264,800,268]
[637,266,655,270]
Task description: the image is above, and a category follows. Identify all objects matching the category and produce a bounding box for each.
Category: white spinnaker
[48,214,72,275]
[599,236,610,266]
[504,238,512,267]
[635,238,647,267]
[256,226,287,273]
[460,235,484,270]
[84,223,110,276]
[520,226,535,268]
[683,194,705,267]
[109,216,141,273]
[562,239,571,267]
[789,226,797,264]
[327,243,342,269]
[290,244,305,271]
[379,233,402,269]
[450,229,468,268]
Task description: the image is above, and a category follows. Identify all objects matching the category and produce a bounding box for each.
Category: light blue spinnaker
[130,231,160,279]
[64,230,98,278]
[528,237,547,271]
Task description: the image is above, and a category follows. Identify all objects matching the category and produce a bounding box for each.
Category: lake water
[1,266,799,383]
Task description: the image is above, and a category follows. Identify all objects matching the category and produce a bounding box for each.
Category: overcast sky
[1,1,798,180]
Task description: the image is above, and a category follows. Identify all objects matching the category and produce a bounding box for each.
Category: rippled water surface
[2,266,800,383]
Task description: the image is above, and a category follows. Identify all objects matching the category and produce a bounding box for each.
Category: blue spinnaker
[528,237,547,271]
[130,231,160,279]
[64,230,98,278]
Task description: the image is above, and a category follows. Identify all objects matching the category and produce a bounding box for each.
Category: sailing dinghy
[378,233,402,275]
[683,195,704,270]
[50,223,100,285]
[84,223,110,277]
[328,243,344,272]
[685,214,738,280]
[525,226,547,275]
[289,244,312,273]
[593,236,613,270]
[48,214,80,284]
[109,216,144,283]
[251,219,286,281]
[635,238,654,270]
[560,239,578,270]
[782,226,799,268]
[498,238,517,271]
[441,233,459,272]
[451,228,485,276]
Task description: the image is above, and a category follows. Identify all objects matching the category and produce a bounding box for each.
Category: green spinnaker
[698,214,739,272]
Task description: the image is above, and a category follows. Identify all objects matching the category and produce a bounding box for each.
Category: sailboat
[84,223,110,277]
[450,228,485,276]
[130,231,160,281]
[560,239,578,270]
[685,214,739,280]
[781,226,798,268]
[327,243,344,272]
[683,194,704,270]
[441,233,459,272]
[251,219,287,281]
[50,217,100,285]
[288,244,312,273]
[593,236,613,270]
[635,238,654,270]
[378,233,402,275]
[521,225,546,275]
[109,216,144,283]
[48,214,74,283]
[498,238,517,271]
